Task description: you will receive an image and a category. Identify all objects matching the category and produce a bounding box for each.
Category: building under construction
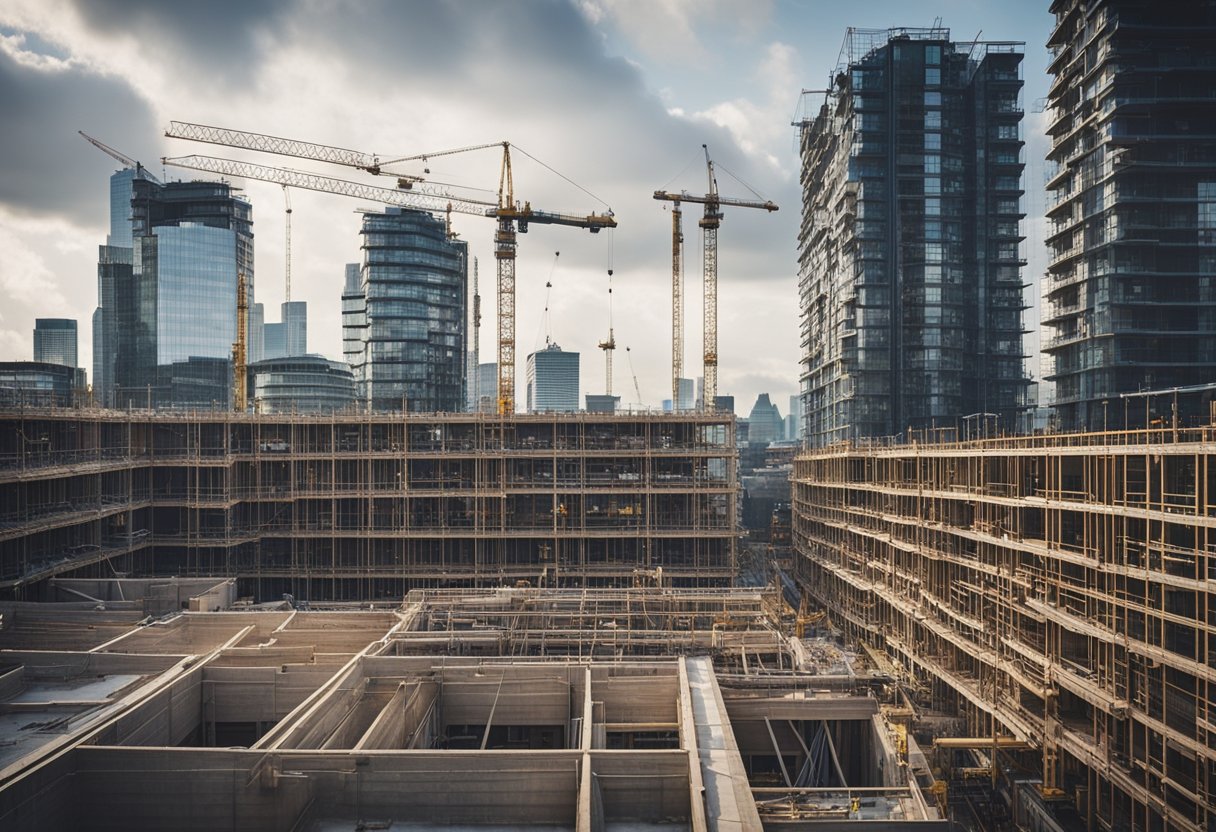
[792,423,1216,832]
[0,584,945,830]
[0,410,737,601]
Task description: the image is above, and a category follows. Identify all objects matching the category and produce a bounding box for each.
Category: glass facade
[797,29,1028,445]
[33,319,77,368]
[349,209,467,413]
[262,301,308,361]
[0,361,79,407]
[249,355,356,413]
[93,172,254,410]
[155,224,237,365]
[526,343,579,413]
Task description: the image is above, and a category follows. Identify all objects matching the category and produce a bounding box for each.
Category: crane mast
[233,271,248,411]
[671,202,683,409]
[653,145,778,410]
[598,274,615,398]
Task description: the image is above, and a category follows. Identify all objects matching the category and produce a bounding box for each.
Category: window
[925,45,941,65]
[925,177,941,195]
[993,124,1019,140]
[925,67,941,86]
[1200,182,1216,245]
[925,221,942,240]
[924,154,941,174]
[924,242,943,262]
[924,91,942,106]
[925,110,941,129]
[925,133,941,151]
[925,197,941,216]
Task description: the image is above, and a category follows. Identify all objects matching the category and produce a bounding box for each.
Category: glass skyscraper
[33,319,77,368]
[346,208,467,413]
[93,171,253,409]
[261,301,308,361]
[526,343,579,413]
[797,27,1029,445]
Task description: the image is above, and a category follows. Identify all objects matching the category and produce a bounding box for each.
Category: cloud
[66,0,289,85]
[0,39,159,224]
[0,0,803,412]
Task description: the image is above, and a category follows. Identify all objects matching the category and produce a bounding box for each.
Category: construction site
[0,583,948,831]
[0,409,740,600]
[791,422,1216,832]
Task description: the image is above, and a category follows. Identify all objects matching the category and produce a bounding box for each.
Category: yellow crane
[164,123,615,414]
[654,145,777,409]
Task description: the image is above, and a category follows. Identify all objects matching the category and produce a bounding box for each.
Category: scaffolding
[0,410,738,601]
[792,421,1216,832]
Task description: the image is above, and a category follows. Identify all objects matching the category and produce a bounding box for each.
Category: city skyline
[0,1,1054,416]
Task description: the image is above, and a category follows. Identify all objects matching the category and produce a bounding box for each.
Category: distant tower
[349,208,467,413]
[526,343,579,413]
[33,319,77,368]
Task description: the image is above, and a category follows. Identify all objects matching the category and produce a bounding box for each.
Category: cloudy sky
[0,0,1053,416]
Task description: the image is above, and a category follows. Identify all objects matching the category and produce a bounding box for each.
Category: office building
[1043,0,1216,430]
[346,209,467,413]
[786,393,801,442]
[248,355,356,413]
[32,319,77,368]
[797,27,1029,445]
[584,393,619,413]
[675,377,694,411]
[0,361,79,407]
[468,361,497,414]
[745,393,783,445]
[93,170,254,409]
[526,343,578,413]
[261,300,307,360]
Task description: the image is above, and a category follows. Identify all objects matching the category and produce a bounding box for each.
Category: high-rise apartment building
[526,343,578,413]
[1043,0,1216,430]
[33,319,77,368]
[93,170,254,409]
[345,209,467,412]
[797,28,1029,445]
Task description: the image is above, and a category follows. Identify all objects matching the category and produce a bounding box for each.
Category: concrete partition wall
[590,749,691,825]
[88,661,205,747]
[69,748,311,832]
[297,750,583,827]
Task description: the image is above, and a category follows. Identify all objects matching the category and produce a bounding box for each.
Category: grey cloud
[68,0,290,84]
[0,47,160,225]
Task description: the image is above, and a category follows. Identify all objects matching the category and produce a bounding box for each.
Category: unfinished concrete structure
[0,584,943,831]
[792,424,1216,832]
[0,410,737,600]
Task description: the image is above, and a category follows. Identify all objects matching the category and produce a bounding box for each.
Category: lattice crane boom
[161,155,497,215]
[163,139,615,416]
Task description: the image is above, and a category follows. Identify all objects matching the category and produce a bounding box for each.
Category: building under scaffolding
[792,422,1216,832]
[0,410,738,601]
[0,585,944,831]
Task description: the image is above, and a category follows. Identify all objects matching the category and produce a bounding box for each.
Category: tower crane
[164,124,615,415]
[654,145,777,409]
[598,270,616,397]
